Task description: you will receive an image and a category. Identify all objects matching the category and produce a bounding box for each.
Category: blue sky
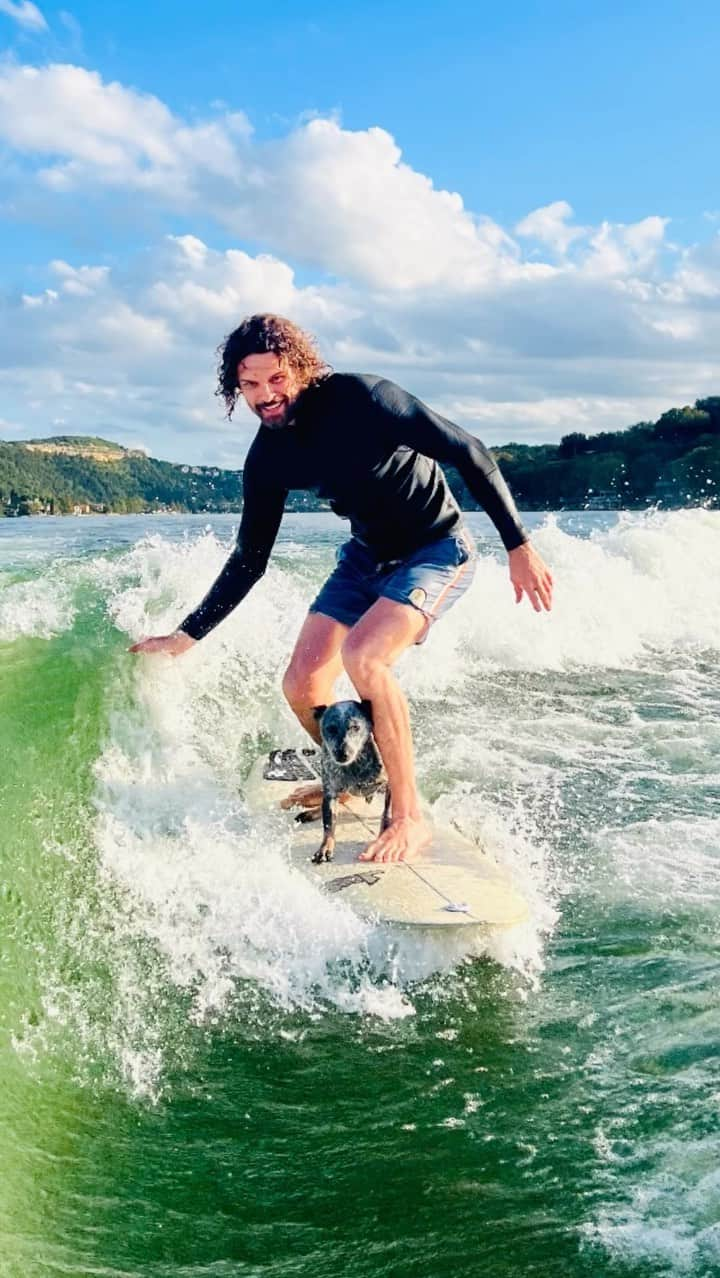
[1,0,719,463]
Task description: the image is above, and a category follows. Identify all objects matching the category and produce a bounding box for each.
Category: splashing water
[2,507,720,1277]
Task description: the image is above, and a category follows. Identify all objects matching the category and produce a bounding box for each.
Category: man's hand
[128,631,197,656]
[508,542,553,613]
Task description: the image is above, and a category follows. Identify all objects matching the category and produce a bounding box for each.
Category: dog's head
[314,699,373,766]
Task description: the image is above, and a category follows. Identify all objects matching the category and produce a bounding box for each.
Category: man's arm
[371,378,553,611]
[371,378,527,550]
[178,482,287,640]
[130,480,287,653]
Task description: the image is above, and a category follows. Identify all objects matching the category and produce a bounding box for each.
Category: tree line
[2,397,719,516]
[449,397,720,510]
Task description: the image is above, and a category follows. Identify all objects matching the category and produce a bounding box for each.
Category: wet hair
[216,313,331,418]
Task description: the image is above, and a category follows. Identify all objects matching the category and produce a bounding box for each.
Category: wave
[6,507,718,1099]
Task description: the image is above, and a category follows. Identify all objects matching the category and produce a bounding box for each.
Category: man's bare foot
[280,782,350,810]
[358,816,432,863]
[280,781,323,810]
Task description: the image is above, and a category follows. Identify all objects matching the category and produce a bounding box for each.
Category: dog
[305,699,391,863]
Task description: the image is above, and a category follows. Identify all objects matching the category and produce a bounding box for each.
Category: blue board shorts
[309,529,476,643]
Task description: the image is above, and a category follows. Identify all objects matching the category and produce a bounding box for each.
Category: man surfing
[130,314,553,863]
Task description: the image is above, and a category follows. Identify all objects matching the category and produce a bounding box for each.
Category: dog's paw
[311,840,335,864]
[296,808,322,824]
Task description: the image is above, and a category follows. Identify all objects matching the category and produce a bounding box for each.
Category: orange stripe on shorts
[426,557,471,619]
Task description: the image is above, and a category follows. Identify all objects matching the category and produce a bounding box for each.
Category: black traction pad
[325,871,383,893]
[263,747,320,783]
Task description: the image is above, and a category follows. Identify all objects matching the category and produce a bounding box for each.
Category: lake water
[1,507,719,1277]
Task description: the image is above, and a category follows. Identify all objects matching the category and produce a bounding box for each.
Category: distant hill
[2,397,719,516]
[0,434,326,516]
[0,436,245,516]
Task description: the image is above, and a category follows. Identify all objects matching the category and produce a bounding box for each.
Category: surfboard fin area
[246,750,529,930]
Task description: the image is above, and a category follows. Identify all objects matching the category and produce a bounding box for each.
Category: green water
[1,510,719,1277]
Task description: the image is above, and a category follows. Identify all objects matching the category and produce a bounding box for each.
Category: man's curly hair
[216,314,331,418]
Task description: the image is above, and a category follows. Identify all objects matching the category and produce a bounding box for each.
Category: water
[1,507,719,1277]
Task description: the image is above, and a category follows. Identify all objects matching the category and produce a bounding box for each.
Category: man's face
[237,352,303,430]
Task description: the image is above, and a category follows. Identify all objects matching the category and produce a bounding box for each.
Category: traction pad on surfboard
[263,747,320,783]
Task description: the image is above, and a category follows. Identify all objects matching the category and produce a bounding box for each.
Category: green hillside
[449,397,720,511]
[0,437,244,516]
[2,396,719,516]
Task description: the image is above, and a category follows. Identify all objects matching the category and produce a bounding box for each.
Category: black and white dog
[307,699,391,863]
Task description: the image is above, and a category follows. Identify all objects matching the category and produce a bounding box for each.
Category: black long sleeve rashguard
[179,373,528,641]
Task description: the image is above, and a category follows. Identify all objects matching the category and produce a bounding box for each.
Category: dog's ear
[360,698,374,724]
[313,704,327,721]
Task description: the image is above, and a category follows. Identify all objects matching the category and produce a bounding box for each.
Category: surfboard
[245,748,529,930]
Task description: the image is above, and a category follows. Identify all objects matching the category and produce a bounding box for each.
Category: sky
[0,0,719,465]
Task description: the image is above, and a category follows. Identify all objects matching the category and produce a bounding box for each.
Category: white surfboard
[246,749,529,930]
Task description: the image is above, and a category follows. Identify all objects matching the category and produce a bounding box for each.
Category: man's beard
[256,397,296,430]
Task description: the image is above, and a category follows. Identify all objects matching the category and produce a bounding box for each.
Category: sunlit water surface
[1,508,719,1277]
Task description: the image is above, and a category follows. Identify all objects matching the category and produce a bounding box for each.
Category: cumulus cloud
[0,60,680,298]
[0,62,251,209]
[515,200,587,255]
[0,61,538,291]
[0,60,719,462]
[0,1,47,31]
[583,215,669,278]
[246,119,531,290]
[147,235,360,335]
[0,238,354,463]
[2,228,719,464]
[516,201,670,280]
[50,259,110,295]
[0,60,682,296]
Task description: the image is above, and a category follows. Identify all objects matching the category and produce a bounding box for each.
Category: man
[131,314,553,863]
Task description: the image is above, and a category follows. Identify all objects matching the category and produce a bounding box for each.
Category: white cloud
[22,287,57,306]
[246,118,528,290]
[0,62,250,206]
[0,62,535,291]
[2,227,719,463]
[50,259,110,295]
[0,60,681,297]
[582,216,669,279]
[515,200,587,255]
[516,203,670,279]
[0,60,719,462]
[0,59,679,306]
[434,394,679,438]
[99,304,172,353]
[649,317,699,340]
[148,236,358,335]
[0,1,47,31]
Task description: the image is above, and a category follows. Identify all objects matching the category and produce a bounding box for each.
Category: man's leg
[282,610,349,739]
[281,611,349,806]
[341,597,431,863]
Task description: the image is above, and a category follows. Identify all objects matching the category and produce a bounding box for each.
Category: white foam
[90,656,546,1042]
[584,1134,720,1274]
[590,815,720,913]
[0,576,75,640]
[85,659,426,1098]
[401,508,720,677]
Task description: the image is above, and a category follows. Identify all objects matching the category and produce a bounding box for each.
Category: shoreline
[3,502,714,520]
